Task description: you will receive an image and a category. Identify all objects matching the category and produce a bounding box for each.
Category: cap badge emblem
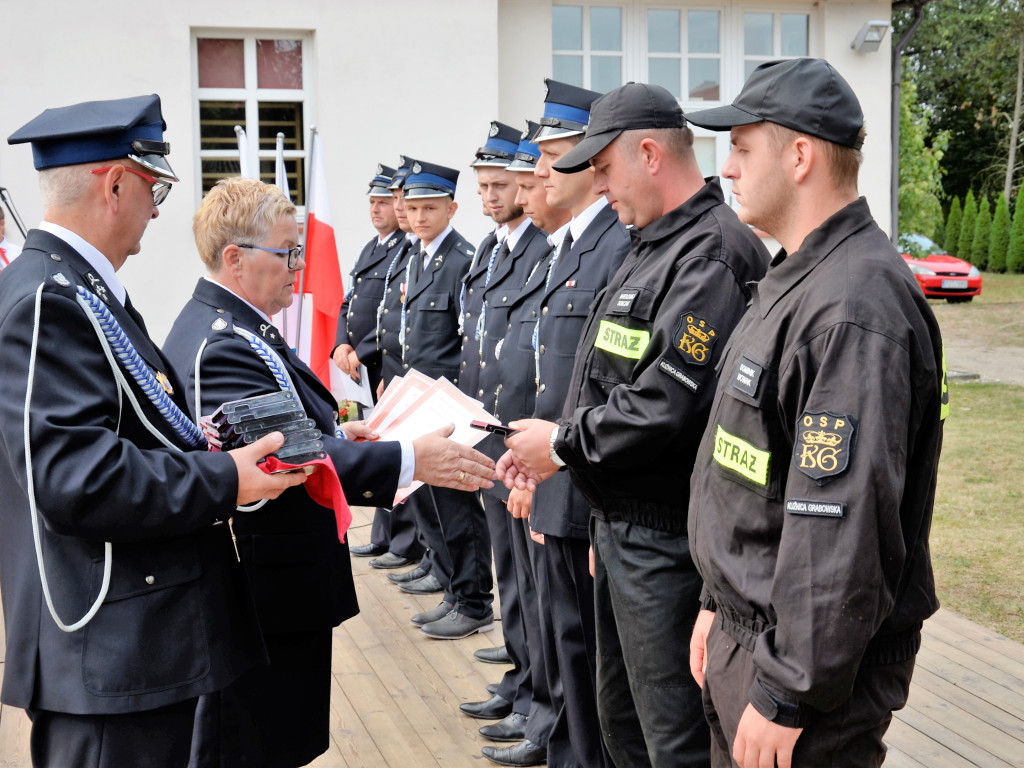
[411,162,422,174]
[489,123,500,137]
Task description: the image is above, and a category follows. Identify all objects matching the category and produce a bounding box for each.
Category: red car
[900,233,982,303]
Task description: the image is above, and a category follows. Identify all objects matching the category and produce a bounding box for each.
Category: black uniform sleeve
[0,289,238,543]
[193,334,401,504]
[751,322,918,716]
[559,255,749,472]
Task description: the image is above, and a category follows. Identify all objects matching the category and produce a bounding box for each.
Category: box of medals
[201,390,325,465]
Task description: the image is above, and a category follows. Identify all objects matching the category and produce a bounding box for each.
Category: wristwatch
[549,425,566,467]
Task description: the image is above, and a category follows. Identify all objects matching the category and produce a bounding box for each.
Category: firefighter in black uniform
[502,82,769,767]
[684,58,945,768]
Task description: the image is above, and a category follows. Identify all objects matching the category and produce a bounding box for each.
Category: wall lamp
[851,21,891,53]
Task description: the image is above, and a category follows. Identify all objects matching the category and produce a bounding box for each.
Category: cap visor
[552,130,620,173]
[131,152,179,182]
[683,104,763,131]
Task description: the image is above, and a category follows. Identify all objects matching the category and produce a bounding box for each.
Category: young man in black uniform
[335,164,416,564]
[502,81,769,767]
[684,58,945,768]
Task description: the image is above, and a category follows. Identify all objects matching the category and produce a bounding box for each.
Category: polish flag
[297,129,344,389]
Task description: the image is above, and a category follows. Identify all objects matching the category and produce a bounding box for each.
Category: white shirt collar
[505,218,531,252]
[422,224,453,259]
[568,196,609,244]
[38,220,126,306]
[203,275,272,323]
[547,220,572,250]
[378,229,398,245]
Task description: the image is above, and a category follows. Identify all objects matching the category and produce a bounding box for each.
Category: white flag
[275,132,290,201]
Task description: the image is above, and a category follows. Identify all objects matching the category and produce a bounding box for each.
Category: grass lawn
[929,272,1024,642]
[932,381,1024,642]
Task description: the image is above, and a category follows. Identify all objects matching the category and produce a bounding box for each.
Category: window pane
[648,9,680,54]
[259,158,305,206]
[198,38,244,88]
[688,11,720,55]
[553,5,583,49]
[744,13,773,56]
[201,158,243,196]
[781,14,809,56]
[258,102,304,151]
[591,56,621,93]
[553,55,584,86]
[199,101,245,151]
[257,39,303,89]
[649,58,681,99]
[693,138,716,177]
[591,6,622,52]
[688,59,719,101]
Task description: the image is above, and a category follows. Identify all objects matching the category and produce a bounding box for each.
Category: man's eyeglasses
[236,244,304,269]
[91,166,172,206]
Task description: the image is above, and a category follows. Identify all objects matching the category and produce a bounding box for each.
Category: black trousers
[28,699,198,768]
[482,492,532,714]
[592,518,710,767]
[189,628,333,768]
[703,621,915,768]
[369,500,425,560]
[535,532,608,768]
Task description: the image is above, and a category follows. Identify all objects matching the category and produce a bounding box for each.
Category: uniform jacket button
[363,491,374,499]
[145,575,155,585]
[567,303,573,311]
[539,383,546,393]
[542,306,549,316]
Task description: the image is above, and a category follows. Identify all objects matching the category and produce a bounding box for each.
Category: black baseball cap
[685,58,864,149]
[552,82,685,173]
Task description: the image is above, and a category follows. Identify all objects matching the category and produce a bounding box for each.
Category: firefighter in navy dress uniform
[0,95,310,767]
[163,177,497,767]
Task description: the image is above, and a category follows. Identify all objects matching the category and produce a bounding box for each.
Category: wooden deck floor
[2,506,1024,766]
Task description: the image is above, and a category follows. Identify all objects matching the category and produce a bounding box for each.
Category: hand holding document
[366,370,500,503]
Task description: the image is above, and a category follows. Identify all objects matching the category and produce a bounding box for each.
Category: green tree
[895,0,1024,202]
[957,190,978,258]
[944,195,963,251]
[989,193,1011,272]
[971,197,992,268]
[1009,199,1024,272]
[899,76,949,240]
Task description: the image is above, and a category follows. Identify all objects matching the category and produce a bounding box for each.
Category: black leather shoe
[387,565,428,584]
[482,739,547,766]
[486,683,499,695]
[398,572,444,594]
[410,601,453,627]
[369,551,420,569]
[479,712,528,742]
[350,543,387,557]
[474,645,513,665]
[459,693,512,720]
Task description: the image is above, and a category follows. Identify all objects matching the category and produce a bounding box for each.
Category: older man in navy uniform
[0,95,309,767]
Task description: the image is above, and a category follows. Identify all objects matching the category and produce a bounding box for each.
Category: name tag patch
[611,289,638,314]
[658,359,698,392]
[786,499,845,518]
[594,320,650,360]
[674,313,717,366]
[732,357,762,397]
[713,424,770,486]
[794,411,855,484]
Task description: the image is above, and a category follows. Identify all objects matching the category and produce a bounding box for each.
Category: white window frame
[191,29,313,213]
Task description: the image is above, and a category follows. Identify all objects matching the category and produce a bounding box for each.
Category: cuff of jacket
[748,678,810,729]
[699,587,718,612]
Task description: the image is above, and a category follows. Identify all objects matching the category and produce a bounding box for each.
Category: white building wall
[0,0,893,341]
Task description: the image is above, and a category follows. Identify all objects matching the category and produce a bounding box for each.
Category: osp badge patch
[793,411,855,484]
[674,313,717,366]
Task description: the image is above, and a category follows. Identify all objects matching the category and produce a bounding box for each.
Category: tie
[493,240,511,275]
[546,230,574,289]
[417,248,428,280]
